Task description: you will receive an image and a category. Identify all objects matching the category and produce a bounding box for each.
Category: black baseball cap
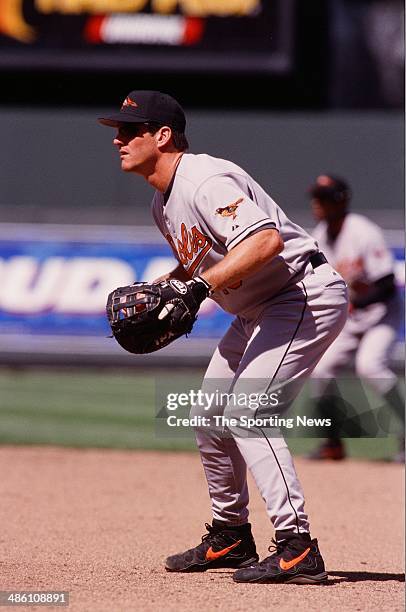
[98,90,186,133]
[308,175,352,203]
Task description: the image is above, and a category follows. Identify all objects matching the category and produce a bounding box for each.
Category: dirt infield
[0,446,404,611]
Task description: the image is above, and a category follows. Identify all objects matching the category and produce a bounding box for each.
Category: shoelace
[201,523,237,548]
[267,538,285,555]
[257,538,285,565]
[261,537,311,566]
[201,523,216,542]
[260,537,311,566]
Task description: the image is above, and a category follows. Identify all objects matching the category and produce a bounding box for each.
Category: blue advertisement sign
[0,225,404,353]
[0,229,232,340]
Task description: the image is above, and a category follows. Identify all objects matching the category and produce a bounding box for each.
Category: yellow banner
[35,0,260,16]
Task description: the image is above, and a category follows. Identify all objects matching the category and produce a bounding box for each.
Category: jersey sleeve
[362,224,394,282]
[311,223,326,249]
[194,175,277,250]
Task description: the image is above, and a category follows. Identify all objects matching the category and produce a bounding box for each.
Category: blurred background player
[307,175,404,462]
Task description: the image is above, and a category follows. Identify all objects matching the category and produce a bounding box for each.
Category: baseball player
[99,91,348,584]
[307,175,404,462]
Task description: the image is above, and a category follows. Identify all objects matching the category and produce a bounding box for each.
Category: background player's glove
[106,277,211,354]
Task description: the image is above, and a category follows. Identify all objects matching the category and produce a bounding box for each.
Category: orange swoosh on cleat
[205,540,242,561]
[279,547,311,570]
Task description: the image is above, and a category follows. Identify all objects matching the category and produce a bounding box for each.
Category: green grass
[0,368,198,451]
[0,368,402,459]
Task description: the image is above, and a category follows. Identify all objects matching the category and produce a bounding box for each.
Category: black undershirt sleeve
[351,273,397,309]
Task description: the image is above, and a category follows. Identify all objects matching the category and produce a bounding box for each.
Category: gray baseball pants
[193,263,348,533]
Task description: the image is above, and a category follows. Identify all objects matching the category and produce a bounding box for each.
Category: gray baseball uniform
[312,213,403,396]
[153,153,348,533]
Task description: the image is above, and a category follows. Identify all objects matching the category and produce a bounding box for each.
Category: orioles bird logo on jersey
[215,197,244,220]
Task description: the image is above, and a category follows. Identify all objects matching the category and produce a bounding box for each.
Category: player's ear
[155,126,172,149]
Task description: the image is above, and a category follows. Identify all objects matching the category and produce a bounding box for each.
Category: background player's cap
[98,90,186,132]
[308,174,352,203]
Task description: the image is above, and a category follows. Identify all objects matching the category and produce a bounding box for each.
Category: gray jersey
[312,213,402,398]
[313,213,394,286]
[313,212,396,328]
[152,153,318,317]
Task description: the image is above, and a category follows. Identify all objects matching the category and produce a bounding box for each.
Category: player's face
[113,123,159,174]
[311,198,343,222]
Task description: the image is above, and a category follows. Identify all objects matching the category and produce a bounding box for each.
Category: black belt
[309,252,328,269]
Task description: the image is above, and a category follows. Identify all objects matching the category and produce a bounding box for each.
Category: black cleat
[393,438,405,463]
[306,439,346,461]
[165,521,259,572]
[233,531,328,584]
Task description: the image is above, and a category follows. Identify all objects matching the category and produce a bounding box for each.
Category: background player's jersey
[152,153,318,318]
[313,212,395,324]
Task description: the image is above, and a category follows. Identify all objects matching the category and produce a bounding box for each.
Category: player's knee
[312,360,338,380]
[355,356,383,381]
[356,360,397,395]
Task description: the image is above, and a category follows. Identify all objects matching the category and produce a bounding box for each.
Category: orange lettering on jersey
[165,233,181,262]
[188,240,212,275]
[167,223,212,275]
[191,225,208,250]
[177,223,194,264]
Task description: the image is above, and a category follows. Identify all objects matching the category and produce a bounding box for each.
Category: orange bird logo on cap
[121,97,138,109]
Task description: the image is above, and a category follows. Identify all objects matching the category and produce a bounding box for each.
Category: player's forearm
[351,273,397,309]
[201,229,284,292]
[153,263,190,283]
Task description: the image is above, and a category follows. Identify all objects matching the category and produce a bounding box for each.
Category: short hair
[147,122,189,152]
[309,175,351,204]
[171,130,189,152]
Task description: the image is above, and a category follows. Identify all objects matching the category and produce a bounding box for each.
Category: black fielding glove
[187,276,212,301]
[106,276,212,355]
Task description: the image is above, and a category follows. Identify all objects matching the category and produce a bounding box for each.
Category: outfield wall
[0,110,403,228]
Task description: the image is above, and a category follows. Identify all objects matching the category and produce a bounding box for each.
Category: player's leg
[165,317,259,571]
[355,317,405,451]
[308,324,360,459]
[227,301,347,534]
[311,323,359,389]
[230,269,347,583]
[355,317,400,395]
[195,316,251,526]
